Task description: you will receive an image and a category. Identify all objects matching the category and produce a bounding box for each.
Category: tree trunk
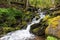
[24,0,29,10]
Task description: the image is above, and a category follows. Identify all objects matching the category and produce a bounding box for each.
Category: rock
[31,19,47,36]
[45,16,60,38]
[34,36,45,40]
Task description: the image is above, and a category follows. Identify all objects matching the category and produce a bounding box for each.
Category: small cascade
[0,9,45,40]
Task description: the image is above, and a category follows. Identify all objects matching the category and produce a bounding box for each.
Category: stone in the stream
[34,36,45,40]
[45,16,60,38]
[31,23,45,36]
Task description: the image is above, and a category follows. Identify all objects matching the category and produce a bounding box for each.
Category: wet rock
[30,18,47,36]
[45,16,60,38]
[34,36,45,40]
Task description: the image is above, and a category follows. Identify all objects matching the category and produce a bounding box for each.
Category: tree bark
[24,0,29,10]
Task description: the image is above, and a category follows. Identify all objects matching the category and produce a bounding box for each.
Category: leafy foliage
[29,0,54,8]
[46,36,57,40]
[0,8,23,27]
[0,8,25,34]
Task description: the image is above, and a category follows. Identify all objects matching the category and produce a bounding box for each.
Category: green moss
[2,27,15,34]
[32,27,40,33]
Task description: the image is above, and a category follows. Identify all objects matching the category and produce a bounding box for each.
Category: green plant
[0,8,35,35]
[0,8,23,27]
[46,36,57,40]
[29,0,54,8]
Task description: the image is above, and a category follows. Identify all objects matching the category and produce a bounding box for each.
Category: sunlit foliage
[29,0,55,8]
[46,36,57,40]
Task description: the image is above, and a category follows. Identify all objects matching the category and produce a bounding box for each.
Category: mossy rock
[45,16,60,38]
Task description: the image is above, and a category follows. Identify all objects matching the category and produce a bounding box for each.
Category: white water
[0,9,45,40]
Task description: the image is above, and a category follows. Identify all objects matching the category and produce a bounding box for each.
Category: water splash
[0,9,45,40]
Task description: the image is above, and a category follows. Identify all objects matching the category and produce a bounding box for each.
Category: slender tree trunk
[51,0,55,8]
[7,0,11,5]
[24,0,29,10]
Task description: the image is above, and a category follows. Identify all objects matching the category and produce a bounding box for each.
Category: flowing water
[0,9,45,40]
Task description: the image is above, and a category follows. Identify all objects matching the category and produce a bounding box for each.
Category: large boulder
[45,16,60,38]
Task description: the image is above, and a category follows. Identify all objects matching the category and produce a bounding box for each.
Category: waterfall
[0,9,45,40]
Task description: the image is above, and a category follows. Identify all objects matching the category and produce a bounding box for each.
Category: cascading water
[0,9,45,40]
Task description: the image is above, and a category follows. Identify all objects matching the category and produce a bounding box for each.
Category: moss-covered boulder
[45,16,60,38]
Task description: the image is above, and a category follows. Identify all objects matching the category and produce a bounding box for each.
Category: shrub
[46,36,57,40]
[0,8,24,34]
[0,8,23,27]
[29,0,55,8]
